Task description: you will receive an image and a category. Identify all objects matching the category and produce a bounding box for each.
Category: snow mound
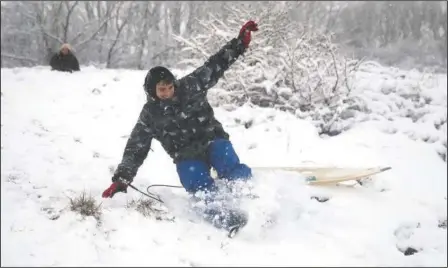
[1,66,446,266]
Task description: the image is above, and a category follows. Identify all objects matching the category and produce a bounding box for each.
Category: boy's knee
[226,163,252,181]
[209,139,252,181]
[176,160,215,194]
[209,139,239,173]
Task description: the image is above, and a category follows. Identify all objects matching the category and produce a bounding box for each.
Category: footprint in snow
[394,222,421,256]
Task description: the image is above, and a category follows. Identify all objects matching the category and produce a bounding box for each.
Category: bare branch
[1,53,40,64]
[106,2,131,68]
[63,1,79,42]
[74,17,112,51]
[329,47,339,95]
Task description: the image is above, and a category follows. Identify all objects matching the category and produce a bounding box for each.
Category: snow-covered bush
[351,62,447,161]
[173,3,446,149]
[126,198,174,221]
[174,2,362,136]
[69,191,102,221]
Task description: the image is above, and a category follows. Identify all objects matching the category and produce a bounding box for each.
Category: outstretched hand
[102,177,129,198]
[239,20,259,48]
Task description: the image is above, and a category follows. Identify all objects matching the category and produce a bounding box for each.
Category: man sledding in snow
[102,20,259,233]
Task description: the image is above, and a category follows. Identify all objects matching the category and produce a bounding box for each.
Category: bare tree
[105,2,132,68]
[1,1,445,71]
[174,2,360,123]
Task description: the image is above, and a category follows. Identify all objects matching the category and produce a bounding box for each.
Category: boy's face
[155,81,175,100]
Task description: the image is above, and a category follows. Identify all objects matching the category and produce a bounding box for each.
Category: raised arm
[188,20,259,93]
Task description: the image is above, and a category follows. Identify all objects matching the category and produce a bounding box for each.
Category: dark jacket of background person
[50,43,80,73]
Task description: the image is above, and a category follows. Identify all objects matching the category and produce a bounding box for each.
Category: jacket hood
[143,66,176,100]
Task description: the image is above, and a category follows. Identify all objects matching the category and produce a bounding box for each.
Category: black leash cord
[146,184,184,203]
[127,183,183,204]
[147,184,184,190]
[128,183,165,203]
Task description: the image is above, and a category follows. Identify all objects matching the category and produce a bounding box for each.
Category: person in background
[49,43,80,73]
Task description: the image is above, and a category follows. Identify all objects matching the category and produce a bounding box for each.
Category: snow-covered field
[1,65,447,266]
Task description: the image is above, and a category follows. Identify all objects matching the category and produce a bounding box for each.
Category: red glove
[239,20,259,48]
[102,180,129,198]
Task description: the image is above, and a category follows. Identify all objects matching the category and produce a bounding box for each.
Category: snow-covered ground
[1,65,446,266]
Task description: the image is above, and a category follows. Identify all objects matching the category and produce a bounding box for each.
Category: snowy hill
[1,65,446,266]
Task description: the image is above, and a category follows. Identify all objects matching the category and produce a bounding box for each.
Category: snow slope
[1,66,447,266]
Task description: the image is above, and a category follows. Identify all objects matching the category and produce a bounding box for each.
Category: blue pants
[176,139,252,194]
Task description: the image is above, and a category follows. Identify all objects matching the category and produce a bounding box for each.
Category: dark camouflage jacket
[50,52,80,73]
[114,37,246,182]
